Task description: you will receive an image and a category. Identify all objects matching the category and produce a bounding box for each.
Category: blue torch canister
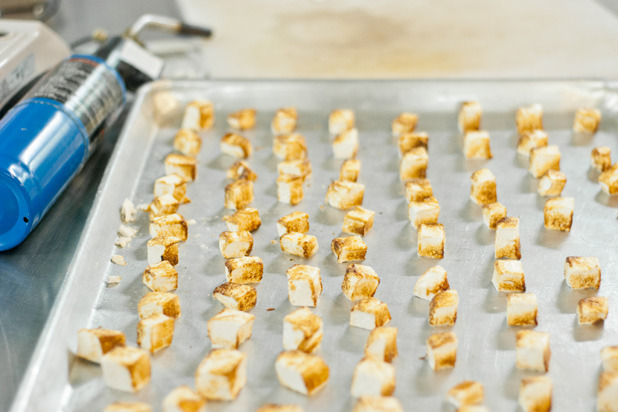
[0,54,126,250]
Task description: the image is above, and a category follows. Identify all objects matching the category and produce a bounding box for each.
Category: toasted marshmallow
[516,330,550,372]
[398,132,428,155]
[573,107,601,133]
[163,386,206,412]
[227,160,258,181]
[207,309,255,349]
[283,307,323,353]
[147,236,181,266]
[564,256,601,290]
[332,236,367,263]
[275,350,329,395]
[507,293,538,326]
[537,170,566,196]
[492,260,526,293]
[182,100,214,131]
[350,297,391,330]
[543,197,574,231]
[120,198,137,223]
[149,194,180,219]
[414,265,449,301]
[278,159,312,180]
[280,232,319,258]
[458,101,481,133]
[143,261,178,292]
[77,328,126,363]
[591,147,612,173]
[517,130,548,157]
[277,211,310,237]
[326,180,365,209]
[364,326,398,363]
[457,406,489,412]
[272,107,298,135]
[333,128,359,159]
[597,371,618,412]
[408,196,440,230]
[225,256,263,284]
[273,133,308,161]
[470,168,497,205]
[446,381,484,408]
[101,346,151,392]
[329,109,355,134]
[104,402,152,412]
[150,213,188,241]
[353,396,403,412]
[426,331,457,371]
[519,376,552,412]
[343,206,375,236]
[287,265,322,307]
[340,158,362,182]
[429,290,458,327]
[529,145,561,178]
[227,108,256,130]
[137,313,175,353]
[599,163,618,195]
[464,130,492,159]
[495,217,521,260]
[195,349,247,401]
[154,174,188,204]
[418,223,445,259]
[213,282,257,312]
[219,230,253,259]
[221,132,252,159]
[392,112,418,136]
[482,202,507,230]
[277,174,304,205]
[577,296,608,325]
[173,128,201,157]
[351,358,396,397]
[399,147,428,180]
[602,346,618,373]
[516,104,543,135]
[342,263,380,301]
[405,178,433,202]
[256,405,304,412]
[138,292,181,320]
[223,207,261,232]
[224,179,254,210]
[165,154,197,182]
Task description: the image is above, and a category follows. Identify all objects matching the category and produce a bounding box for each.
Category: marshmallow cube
[207,309,255,349]
[515,330,551,372]
[101,346,151,392]
[399,147,428,180]
[418,223,445,259]
[350,297,391,330]
[283,307,324,354]
[143,261,178,292]
[287,264,322,307]
[342,263,380,301]
[213,282,257,312]
[364,326,398,363]
[495,217,521,260]
[195,349,247,401]
[543,197,574,231]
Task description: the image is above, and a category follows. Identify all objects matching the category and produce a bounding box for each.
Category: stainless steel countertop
[0,1,179,410]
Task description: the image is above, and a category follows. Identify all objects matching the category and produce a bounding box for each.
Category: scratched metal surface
[11,80,618,412]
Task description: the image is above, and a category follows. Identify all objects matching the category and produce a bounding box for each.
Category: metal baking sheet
[11,80,618,412]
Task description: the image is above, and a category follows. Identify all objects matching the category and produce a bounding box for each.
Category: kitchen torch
[0,15,211,251]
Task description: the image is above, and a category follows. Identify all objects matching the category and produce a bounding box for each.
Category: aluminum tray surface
[11,80,618,412]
